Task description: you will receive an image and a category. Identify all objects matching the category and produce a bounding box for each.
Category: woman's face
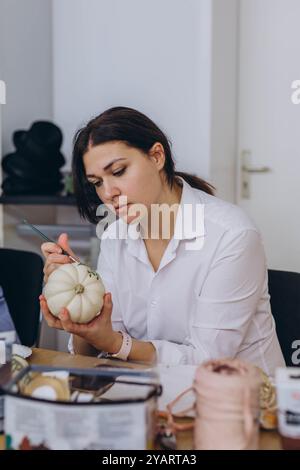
[83,141,165,224]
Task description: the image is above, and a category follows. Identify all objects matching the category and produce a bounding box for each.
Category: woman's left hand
[39,292,121,353]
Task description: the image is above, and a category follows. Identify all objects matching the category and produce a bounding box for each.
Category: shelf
[0,194,76,206]
[17,223,93,238]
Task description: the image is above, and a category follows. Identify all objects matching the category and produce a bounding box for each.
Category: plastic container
[1,364,161,450]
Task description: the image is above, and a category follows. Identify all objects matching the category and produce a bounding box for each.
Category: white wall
[53,0,213,178]
[0,0,53,154]
[0,0,55,252]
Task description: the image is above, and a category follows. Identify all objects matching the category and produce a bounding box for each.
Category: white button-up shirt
[71,178,285,376]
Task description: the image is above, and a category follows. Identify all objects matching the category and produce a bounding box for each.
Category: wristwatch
[110,331,132,361]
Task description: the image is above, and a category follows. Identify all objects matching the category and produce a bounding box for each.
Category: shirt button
[150,300,157,307]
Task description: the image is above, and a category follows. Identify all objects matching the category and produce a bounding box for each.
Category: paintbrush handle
[22,219,79,263]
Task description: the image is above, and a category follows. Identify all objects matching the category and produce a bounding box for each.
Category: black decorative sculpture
[1,121,66,195]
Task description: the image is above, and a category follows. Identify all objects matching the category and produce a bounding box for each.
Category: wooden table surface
[1,348,282,450]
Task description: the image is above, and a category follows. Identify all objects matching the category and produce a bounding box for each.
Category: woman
[40,107,285,375]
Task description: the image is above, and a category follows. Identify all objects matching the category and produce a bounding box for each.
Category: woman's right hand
[41,233,78,282]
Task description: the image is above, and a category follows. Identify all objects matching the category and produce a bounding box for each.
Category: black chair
[0,248,44,346]
[268,269,300,367]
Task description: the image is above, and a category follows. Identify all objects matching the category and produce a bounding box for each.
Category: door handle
[240,150,271,199]
[242,165,271,173]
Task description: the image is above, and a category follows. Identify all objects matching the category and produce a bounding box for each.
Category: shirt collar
[173,177,205,240]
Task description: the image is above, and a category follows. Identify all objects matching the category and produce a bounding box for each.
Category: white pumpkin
[43,263,105,323]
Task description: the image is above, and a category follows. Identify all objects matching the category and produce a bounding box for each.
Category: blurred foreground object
[194,358,261,450]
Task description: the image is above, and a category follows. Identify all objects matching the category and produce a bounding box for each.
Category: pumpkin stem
[74,284,84,294]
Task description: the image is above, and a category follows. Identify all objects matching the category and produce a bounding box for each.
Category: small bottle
[276,367,300,450]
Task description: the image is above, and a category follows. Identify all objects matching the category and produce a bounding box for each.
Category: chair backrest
[0,248,44,346]
[268,269,300,367]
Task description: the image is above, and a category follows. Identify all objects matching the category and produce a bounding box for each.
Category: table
[1,348,282,450]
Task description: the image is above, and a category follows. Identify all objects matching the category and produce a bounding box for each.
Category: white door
[237,0,300,272]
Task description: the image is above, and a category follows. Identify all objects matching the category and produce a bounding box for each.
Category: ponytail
[174,171,215,195]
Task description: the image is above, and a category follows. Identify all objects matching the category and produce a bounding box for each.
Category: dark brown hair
[72,106,215,223]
